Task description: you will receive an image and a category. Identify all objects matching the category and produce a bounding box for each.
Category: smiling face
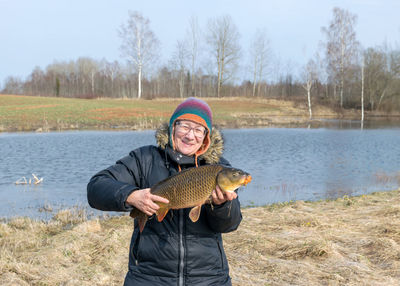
[173,120,207,156]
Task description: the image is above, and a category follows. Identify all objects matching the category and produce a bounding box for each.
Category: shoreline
[1,115,399,133]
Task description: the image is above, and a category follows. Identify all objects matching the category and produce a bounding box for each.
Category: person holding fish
[87,97,251,286]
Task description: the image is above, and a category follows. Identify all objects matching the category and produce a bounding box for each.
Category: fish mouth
[243,175,252,186]
[224,175,252,192]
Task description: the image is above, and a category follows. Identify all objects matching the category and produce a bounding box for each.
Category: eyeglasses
[175,121,206,138]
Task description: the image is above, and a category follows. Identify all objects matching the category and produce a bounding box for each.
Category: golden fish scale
[152,165,225,209]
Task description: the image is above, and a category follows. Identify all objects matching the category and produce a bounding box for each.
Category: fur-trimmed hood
[155,122,224,164]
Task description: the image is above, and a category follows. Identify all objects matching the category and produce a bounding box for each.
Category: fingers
[212,186,238,205]
[211,191,221,205]
[214,185,225,201]
[151,194,170,205]
[225,191,237,201]
[126,188,169,216]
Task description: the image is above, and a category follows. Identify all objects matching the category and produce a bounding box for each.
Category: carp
[130,164,252,232]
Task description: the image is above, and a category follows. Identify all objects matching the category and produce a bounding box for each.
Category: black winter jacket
[87,124,242,286]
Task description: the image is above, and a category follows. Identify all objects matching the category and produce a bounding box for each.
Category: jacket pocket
[186,235,225,276]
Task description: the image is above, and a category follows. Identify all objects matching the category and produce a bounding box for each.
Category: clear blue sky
[0,0,399,87]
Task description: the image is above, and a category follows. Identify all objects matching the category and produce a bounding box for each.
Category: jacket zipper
[178,209,184,286]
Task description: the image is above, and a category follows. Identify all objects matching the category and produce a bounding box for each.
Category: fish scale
[130,164,251,232]
[153,165,224,208]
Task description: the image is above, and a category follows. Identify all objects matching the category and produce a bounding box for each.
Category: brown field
[1,190,400,285]
[0,94,365,132]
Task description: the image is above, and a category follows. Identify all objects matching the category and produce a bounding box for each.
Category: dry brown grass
[225,190,400,285]
[1,190,400,285]
[0,94,364,132]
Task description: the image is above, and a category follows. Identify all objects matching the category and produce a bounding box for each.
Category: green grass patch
[0,94,308,132]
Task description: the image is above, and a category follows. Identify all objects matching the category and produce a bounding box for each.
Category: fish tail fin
[156,206,169,222]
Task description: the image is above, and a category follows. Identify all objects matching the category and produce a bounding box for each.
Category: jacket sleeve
[203,157,243,233]
[87,149,144,212]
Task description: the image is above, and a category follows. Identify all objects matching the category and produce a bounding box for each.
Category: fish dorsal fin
[189,205,202,222]
[156,206,169,222]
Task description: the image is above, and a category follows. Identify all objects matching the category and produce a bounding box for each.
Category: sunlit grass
[0,94,348,132]
[1,189,400,285]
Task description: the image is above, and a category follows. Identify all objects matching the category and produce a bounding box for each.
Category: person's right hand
[126,188,169,216]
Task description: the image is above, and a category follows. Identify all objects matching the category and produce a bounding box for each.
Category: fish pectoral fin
[156,206,169,222]
[137,213,148,233]
[189,205,202,222]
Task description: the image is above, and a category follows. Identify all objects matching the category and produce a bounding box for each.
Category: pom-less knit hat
[169,97,213,157]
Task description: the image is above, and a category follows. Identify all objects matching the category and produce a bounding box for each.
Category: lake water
[1,126,399,219]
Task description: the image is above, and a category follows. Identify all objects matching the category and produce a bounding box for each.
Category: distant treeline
[1,8,400,112]
[0,57,311,100]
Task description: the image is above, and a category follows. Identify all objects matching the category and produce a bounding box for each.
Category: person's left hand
[211,185,237,205]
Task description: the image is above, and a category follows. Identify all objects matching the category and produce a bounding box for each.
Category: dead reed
[1,190,400,285]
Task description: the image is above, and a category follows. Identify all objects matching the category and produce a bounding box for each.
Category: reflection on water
[311,118,400,129]
[0,125,399,218]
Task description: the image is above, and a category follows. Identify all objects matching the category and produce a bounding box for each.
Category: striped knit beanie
[169,97,213,156]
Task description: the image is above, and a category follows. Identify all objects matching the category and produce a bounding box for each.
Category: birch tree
[322,7,359,107]
[302,59,318,119]
[206,15,241,97]
[249,29,271,97]
[119,11,159,99]
[361,55,365,129]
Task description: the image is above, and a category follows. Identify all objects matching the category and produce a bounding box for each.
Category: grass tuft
[1,190,400,285]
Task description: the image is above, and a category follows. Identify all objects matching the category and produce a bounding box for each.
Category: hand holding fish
[126,188,170,216]
[212,185,237,205]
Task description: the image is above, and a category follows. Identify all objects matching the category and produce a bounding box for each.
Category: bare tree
[302,59,319,119]
[29,66,45,95]
[119,11,159,99]
[76,57,98,95]
[186,16,201,97]
[249,28,271,97]
[364,47,390,110]
[2,76,23,94]
[170,40,189,98]
[322,7,359,107]
[361,55,365,129]
[206,15,241,97]
[104,61,120,97]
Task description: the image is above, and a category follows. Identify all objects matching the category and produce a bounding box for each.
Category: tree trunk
[377,88,387,111]
[257,64,263,97]
[340,77,344,108]
[307,85,312,120]
[361,62,364,129]
[138,66,142,99]
[179,70,185,98]
[252,55,258,97]
[91,71,95,95]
